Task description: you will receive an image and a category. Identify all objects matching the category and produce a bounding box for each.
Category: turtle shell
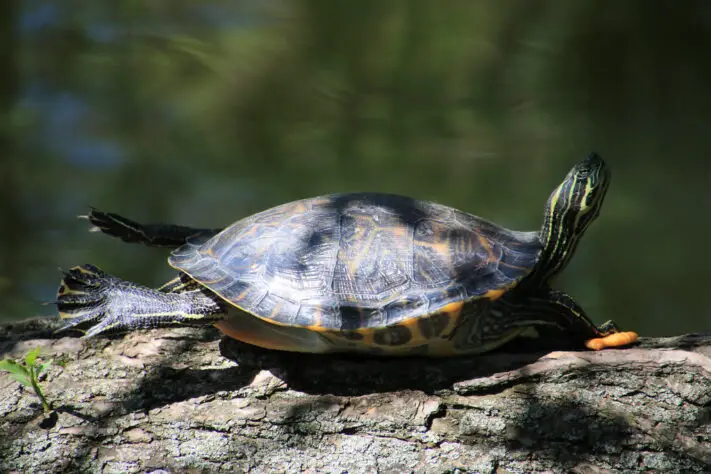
[169,193,542,343]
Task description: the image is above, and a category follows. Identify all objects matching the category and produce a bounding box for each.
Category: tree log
[1,318,710,473]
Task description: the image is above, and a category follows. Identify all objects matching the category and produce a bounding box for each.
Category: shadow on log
[1,318,710,473]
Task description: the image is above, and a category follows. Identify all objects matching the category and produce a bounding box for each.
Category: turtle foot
[585,331,639,350]
[55,264,126,337]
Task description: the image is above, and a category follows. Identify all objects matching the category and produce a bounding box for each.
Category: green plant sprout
[0,347,53,413]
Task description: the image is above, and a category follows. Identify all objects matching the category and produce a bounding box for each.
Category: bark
[1,318,710,473]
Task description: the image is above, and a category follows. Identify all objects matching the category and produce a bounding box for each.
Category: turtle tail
[83,208,220,248]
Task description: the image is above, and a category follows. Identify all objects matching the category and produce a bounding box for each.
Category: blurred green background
[1,1,709,337]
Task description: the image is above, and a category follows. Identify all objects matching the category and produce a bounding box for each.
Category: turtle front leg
[538,290,638,350]
[83,208,222,248]
[496,289,638,351]
[56,264,226,337]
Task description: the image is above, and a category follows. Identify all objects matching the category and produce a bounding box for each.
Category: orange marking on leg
[585,331,638,350]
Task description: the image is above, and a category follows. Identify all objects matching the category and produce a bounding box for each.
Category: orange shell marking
[439,301,464,316]
[213,321,298,352]
[484,288,507,300]
[585,331,639,351]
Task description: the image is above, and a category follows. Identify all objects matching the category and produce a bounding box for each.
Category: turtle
[56,153,637,356]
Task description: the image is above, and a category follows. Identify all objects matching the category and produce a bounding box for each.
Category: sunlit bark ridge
[1,318,710,473]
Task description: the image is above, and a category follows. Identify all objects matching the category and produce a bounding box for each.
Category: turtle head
[535,153,611,284]
[552,153,610,231]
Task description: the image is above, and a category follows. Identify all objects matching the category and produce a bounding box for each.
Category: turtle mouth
[576,153,605,178]
[582,152,604,167]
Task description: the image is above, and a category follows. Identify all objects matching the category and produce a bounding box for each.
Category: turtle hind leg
[83,208,222,248]
[56,264,226,337]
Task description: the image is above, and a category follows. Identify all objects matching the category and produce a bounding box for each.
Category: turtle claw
[57,303,125,338]
[56,264,116,335]
[78,213,105,232]
[596,319,621,335]
[56,306,103,335]
[82,317,123,338]
[56,319,89,335]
